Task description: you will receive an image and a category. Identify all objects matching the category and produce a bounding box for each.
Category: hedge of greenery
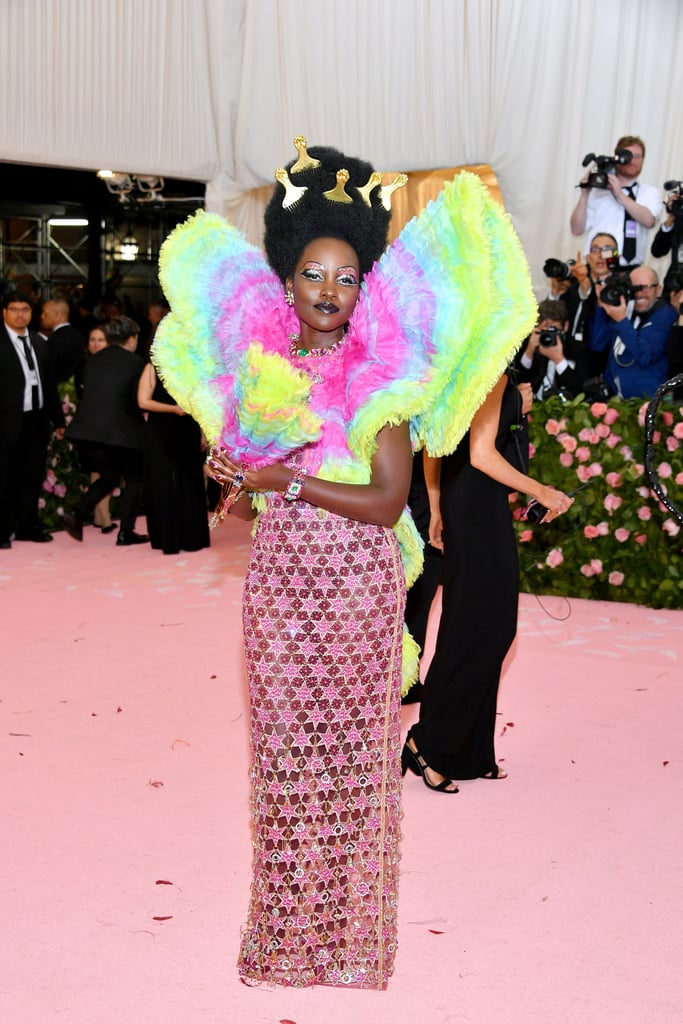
[41,385,683,609]
[510,394,683,609]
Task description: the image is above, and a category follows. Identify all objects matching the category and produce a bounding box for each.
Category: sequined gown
[237,494,405,989]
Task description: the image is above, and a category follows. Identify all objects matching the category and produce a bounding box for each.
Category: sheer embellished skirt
[238,499,405,989]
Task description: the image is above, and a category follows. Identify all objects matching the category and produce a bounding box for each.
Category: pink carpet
[2,521,681,1023]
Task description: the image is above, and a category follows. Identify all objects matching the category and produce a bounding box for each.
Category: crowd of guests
[516,134,683,404]
[0,289,211,553]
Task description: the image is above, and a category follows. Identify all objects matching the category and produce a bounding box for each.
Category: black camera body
[543,258,576,280]
[579,149,633,189]
[538,326,564,347]
[601,270,634,306]
[664,179,683,218]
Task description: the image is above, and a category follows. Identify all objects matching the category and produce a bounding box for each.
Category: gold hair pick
[290,135,321,174]
[323,168,353,204]
[379,173,408,210]
[275,167,308,209]
[356,171,382,207]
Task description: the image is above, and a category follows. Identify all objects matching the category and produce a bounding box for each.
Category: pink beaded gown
[238,495,405,988]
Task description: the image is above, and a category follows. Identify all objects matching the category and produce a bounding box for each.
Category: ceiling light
[118,234,139,261]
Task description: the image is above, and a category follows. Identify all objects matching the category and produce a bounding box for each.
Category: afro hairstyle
[263,145,392,284]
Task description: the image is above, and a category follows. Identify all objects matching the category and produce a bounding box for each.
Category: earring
[285,289,295,306]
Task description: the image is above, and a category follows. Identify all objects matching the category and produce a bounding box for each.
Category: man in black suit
[0,290,65,548]
[40,298,86,383]
[62,315,148,546]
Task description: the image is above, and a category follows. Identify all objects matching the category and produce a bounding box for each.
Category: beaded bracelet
[284,466,308,502]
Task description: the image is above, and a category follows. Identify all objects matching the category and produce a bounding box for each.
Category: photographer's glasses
[590,245,617,255]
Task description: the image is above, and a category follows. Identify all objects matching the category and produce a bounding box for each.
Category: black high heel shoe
[401,742,459,793]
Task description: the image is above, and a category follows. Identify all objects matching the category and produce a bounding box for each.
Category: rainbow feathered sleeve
[345,171,537,462]
[153,212,322,467]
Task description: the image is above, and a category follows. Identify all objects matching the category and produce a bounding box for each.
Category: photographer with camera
[514,300,582,401]
[570,136,661,268]
[651,181,683,295]
[546,236,619,389]
[589,265,676,398]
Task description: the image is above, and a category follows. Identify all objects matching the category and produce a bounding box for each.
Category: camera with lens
[543,258,576,280]
[579,149,633,189]
[538,326,564,347]
[600,270,634,306]
[663,180,683,218]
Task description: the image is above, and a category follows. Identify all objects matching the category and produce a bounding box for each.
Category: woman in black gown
[403,372,573,791]
[137,363,210,555]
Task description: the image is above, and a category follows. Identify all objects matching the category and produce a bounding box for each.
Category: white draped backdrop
[1,0,683,295]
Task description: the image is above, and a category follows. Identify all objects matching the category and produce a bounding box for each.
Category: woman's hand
[206,447,290,493]
[533,485,574,524]
[428,511,444,551]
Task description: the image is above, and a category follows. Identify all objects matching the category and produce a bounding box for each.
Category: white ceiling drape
[2,0,683,294]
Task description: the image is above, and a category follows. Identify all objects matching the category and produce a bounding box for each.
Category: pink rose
[38,497,46,510]
[614,527,630,542]
[528,443,536,460]
[604,407,619,425]
[662,519,680,537]
[597,521,610,536]
[676,472,683,486]
[559,452,574,468]
[578,428,593,442]
[637,402,649,427]
[673,422,683,439]
[637,506,651,521]
[545,419,561,436]
[662,411,674,427]
[608,571,624,586]
[595,422,611,438]
[584,524,600,539]
[590,559,603,574]
[576,446,591,462]
[605,433,622,449]
[588,462,603,477]
[634,463,644,474]
[606,472,622,487]
[560,435,577,453]
[54,484,67,498]
[519,529,533,543]
[637,486,651,498]
[666,436,679,452]
[576,465,592,483]
[658,462,673,479]
[590,402,608,417]
[635,533,647,545]
[619,445,633,459]
[580,563,595,577]
[603,493,622,513]
[545,547,564,568]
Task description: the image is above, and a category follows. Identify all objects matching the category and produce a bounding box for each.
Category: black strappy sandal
[401,742,459,793]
